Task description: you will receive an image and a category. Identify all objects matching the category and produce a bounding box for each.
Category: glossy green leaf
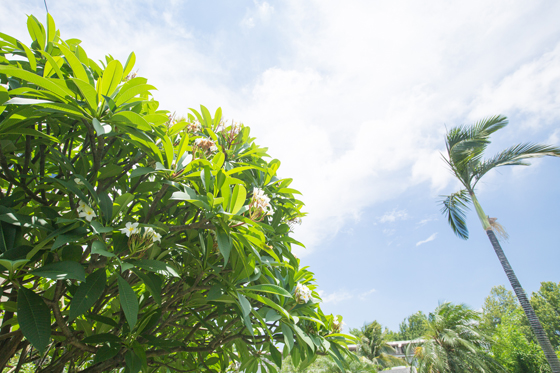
[70,78,97,111]
[243,284,292,298]
[17,287,51,354]
[100,59,123,98]
[111,111,151,131]
[30,261,86,282]
[230,184,246,214]
[91,241,114,257]
[237,293,252,317]
[27,15,46,50]
[93,344,120,364]
[244,292,290,320]
[281,323,294,352]
[118,275,138,329]
[123,51,136,77]
[131,259,180,277]
[69,269,106,320]
[46,13,56,43]
[131,268,162,304]
[216,228,232,265]
[58,43,89,82]
[0,65,72,98]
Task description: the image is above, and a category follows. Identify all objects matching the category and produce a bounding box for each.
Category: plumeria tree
[0,15,356,373]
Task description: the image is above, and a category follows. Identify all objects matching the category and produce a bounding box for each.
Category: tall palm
[440,115,560,372]
[415,302,503,372]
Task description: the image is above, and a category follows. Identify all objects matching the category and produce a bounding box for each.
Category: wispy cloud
[319,288,377,304]
[416,216,438,227]
[378,209,409,223]
[416,233,438,246]
[241,1,274,29]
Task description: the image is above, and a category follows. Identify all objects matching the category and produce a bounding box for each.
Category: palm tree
[440,115,560,372]
[415,302,503,372]
[351,321,406,370]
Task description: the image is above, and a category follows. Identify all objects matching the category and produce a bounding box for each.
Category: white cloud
[379,209,410,223]
[319,288,377,304]
[417,216,438,227]
[241,1,274,29]
[3,1,560,257]
[416,233,438,247]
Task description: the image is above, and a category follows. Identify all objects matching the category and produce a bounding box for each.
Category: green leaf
[243,284,292,298]
[131,268,162,304]
[131,259,180,278]
[268,342,283,368]
[118,275,139,329]
[216,228,232,265]
[123,51,136,77]
[0,258,28,275]
[58,43,89,82]
[82,333,122,344]
[69,269,106,320]
[92,118,106,136]
[200,104,213,127]
[281,323,294,352]
[90,221,113,234]
[0,65,72,99]
[70,78,98,111]
[93,344,120,364]
[27,15,46,50]
[30,261,86,282]
[91,240,115,257]
[125,350,142,373]
[230,184,247,214]
[114,84,156,107]
[111,111,151,131]
[98,191,113,224]
[237,293,252,317]
[46,13,56,43]
[17,287,51,354]
[100,59,123,98]
[244,292,290,320]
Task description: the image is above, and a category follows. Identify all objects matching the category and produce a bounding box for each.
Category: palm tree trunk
[486,229,560,372]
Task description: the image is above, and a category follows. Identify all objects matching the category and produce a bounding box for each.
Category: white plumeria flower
[74,178,84,185]
[152,232,162,243]
[79,205,97,222]
[120,222,140,237]
[295,283,312,304]
[143,227,162,243]
[187,120,201,133]
[77,200,87,212]
[209,145,218,152]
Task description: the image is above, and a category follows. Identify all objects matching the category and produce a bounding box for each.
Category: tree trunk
[486,229,560,372]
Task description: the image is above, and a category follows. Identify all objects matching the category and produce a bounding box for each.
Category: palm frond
[473,142,560,185]
[471,115,508,138]
[439,190,471,240]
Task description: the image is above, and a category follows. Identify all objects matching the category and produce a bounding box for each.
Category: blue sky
[3,0,560,332]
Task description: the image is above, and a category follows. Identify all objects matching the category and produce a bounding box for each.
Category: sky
[2,0,560,332]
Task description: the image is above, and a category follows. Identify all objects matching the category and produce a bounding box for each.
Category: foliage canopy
[0,14,356,373]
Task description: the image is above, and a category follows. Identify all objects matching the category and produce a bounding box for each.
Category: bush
[0,14,356,373]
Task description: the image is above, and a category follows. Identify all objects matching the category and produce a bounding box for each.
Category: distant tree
[492,309,552,373]
[351,321,405,370]
[398,311,429,341]
[531,282,560,350]
[440,115,560,372]
[481,285,519,335]
[415,302,504,373]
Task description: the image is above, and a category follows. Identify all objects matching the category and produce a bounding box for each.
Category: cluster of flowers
[249,188,273,220]
[332,317,343,333]
[187,120,202,133]
[120,222,161,243]
[295,283,312,304]
[194,137,218,153]
[77,201,97,222]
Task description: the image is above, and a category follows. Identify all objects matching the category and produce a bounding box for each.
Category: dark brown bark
[486,229,560,373]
